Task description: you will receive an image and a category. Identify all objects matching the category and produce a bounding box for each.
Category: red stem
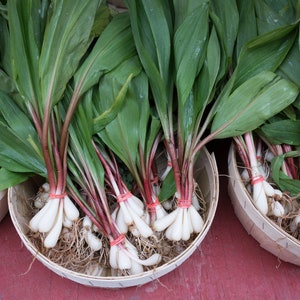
[164,139,182,198]
[41,101,56,193]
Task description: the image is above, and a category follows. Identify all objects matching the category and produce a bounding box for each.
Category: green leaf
[235,0,257,59]
[0,13,12,76]
[93,72,135,133]
[0,121,45,174]
[0,168,30,190]
[210,0,239,62]
[0,91,39,143]
[174,1,209,107]
[212,71,299,138]
[97,60,150,171]
[158,169,176,202]
[271,152,300,195]
[8,0,42,107]
[0,69,15,94]
[126,0,172,138]
[254,0,299,34]
[192,26,221,130]
[234,23,298,88]
[91,5,111,37]
[74,12,136,97]
[277,38,300,87]
[39,0,100,108]
[259,119,300,145]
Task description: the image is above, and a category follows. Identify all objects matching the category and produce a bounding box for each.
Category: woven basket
[8,147,219,288]
[228,143,300,266]
[0,189,8,222]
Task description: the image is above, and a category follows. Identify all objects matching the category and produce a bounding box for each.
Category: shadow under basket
[8,147,219,288]
[228,144,300,266]
[0,189,8,222]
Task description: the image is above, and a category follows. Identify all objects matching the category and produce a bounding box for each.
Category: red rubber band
[147,198,160,212]
[110,234,125,246]
[251,175,264,185]
[49,192,67,199]
[178,199,192,208]
[117,192,132,203]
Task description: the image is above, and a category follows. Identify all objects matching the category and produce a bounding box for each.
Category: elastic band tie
[117,192,132,203]
[251,175,264,185]
[49,192,67,199]
[110,234,125,247]
[147,198,160,213]
[178,199,192,208]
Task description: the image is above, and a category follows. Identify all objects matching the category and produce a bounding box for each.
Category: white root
[63,215,73,228]
[290,214,300,232]
[29,200,52,232]
[38,198,60,232]
[153,203,205,242]
[44,200,63,248]
[109,238,161,274]
[112,194,153,238]
[85,231,102,252]
[82,216,102,251]
[252,181,269,215]
[29,184,80,248]
[33,183,50,209]
[189,205,204,233]
[152,208,178,232]
[268,200,285,217]
[63,195,80,221]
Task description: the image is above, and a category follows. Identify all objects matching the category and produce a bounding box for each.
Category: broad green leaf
[277,38,300,87]
[93,73,134,133]
[210,0,239,62]
[174,1,209,107]
[0,91,39,144]
[235,0,257,59]
[126,0,172,138]
[0,168,30,190]
[0,69,15,94]
[271,152,300,195]
[97,59,150,171]
[234,23,298,88]
[158,169,176,202]
[212,71,299,138]
[254,0,299,34]
[139,0,172,86]
[259,119,300,145]
[74,13,136,97]
[39,0,100,109]
[193,26,221,129]
[91,5,111,37]
[0,121,45,174]
[0,14,12,76]
[8,0,42,107]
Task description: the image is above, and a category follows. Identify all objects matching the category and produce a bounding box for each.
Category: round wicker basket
[8,147,219,288]
[228,144,300,266]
